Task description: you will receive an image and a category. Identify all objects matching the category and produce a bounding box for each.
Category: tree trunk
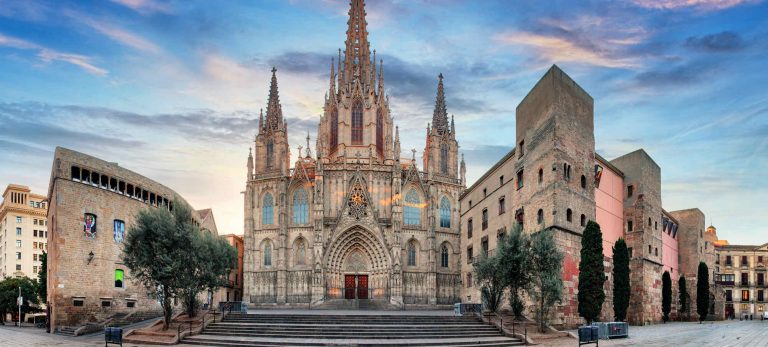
[163,287,172,330]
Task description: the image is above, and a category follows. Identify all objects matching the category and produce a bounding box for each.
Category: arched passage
[324,226,392,299]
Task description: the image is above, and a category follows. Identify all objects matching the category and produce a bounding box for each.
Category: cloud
[110,0,172,15]
[633,60,716,88]
[69,12,161,53]
[494,15,649,69]
[0,33,109,76]
[685,31,745,52]
[630,0,760,10]
[268,52,332,76]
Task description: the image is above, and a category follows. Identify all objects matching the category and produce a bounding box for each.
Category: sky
[0,0,766,245]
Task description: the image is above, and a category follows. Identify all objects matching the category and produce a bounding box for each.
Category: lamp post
[17,286,22,327]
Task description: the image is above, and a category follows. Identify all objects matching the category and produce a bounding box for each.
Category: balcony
[717,280,735,286]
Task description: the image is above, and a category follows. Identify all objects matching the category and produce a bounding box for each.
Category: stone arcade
[242,0,465,308]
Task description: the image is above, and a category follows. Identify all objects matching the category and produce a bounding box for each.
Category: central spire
[264,67,285,132]
[342,0,371,88]
[432,73,449,135]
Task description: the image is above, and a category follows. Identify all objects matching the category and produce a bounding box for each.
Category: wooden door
[357,275,368,299]
[344,275,355,299]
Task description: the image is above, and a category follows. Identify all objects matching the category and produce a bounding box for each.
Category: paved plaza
[1,318,766,346]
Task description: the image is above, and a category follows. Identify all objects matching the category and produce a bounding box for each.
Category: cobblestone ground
[539,320,768,347]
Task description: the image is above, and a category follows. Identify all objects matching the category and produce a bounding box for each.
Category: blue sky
[0,0,766,244]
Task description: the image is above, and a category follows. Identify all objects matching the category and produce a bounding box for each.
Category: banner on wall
[84,213,97,239]
[114,220,125,243]
[594,164,604,188]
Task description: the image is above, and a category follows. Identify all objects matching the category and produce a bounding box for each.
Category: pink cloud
[0,33,108,76]
[630,0,760,10]
[70,12,161,53]
[110,0,172,15]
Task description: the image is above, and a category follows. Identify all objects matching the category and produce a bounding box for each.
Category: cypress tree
[612,238,630,321]
[578,220,606,324]
[696,262,710,323]
[678,276,688,321]
[662,271,671,323]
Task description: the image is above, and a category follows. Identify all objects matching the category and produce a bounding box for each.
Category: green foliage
[498,225,532,319]
[578,220,606,324]
[38,252,47,304]
[527,229,563,333]
[0,276,40,324]
[678,276,688,320]
[122,199,237,329]
[611,238,630,321]
[473,250,504,313]
[696,262,709,322]
[662,271,671,323]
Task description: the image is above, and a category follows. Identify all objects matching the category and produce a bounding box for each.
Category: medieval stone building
[243,0,465,308]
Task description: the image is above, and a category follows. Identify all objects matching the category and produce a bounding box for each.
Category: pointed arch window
[264,241,272,266]
[292,188,309,224]
[441,245,449,268]
[439,196,451,228]
[376,109,384,155]
[404,189,421,226]
[351,100,363,145]
[330,108,338,151]
[440,143,448,174]
[407,242,417,266]
[296,239,306,266]
[266,140,274,168]
[262,193,274,225]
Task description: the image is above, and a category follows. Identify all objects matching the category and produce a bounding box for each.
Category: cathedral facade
[242,0,465,308]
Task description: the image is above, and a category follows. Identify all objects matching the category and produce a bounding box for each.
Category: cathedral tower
[423,74,459,180]
[317,0,393,163]
[253,67,290,176]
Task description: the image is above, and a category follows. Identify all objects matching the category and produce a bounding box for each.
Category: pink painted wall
[595,160,625,258]
[661,216,679,277]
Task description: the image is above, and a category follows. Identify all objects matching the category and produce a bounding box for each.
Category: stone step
[183,334,524,346]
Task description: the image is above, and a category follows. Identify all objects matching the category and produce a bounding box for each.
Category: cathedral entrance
[344,274,369,299]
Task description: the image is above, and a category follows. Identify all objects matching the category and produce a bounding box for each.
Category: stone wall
[47,147,211,330]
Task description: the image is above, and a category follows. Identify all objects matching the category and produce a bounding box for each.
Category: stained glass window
[292,189,308,224]
[440,143,448,174]
[330,108,338,151]
[351,100,363,145]
[263,193,274,225]
[264,241,272,266]
[407,242,416,266]
[376,109,384,154]
[404,189,420,225]
[439,197,451,228]
[266,140,274,168]
[441,245,449,268]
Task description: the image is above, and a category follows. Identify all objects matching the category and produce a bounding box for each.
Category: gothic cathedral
[243,0,465,308]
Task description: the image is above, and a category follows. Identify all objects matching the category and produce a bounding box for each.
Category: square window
[126,301,136,308]
[16,216,22,223]
[16,264,21,271]
[16,240,21,248]
[101,300,111,308]
[16,228,21,236]
[16,252,21,260]
[516,170,524,190]
[73,298,84,307]
[627,185,634,197]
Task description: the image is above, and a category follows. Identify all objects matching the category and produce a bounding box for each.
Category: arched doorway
[324,226,391,301]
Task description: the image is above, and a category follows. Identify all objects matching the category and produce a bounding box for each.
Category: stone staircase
[54,326,77,336]
[183,312,524,346]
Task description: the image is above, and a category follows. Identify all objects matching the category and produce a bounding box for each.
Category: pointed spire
[330,58,336,95]
[394,126,401,161]
[378,59,384,97]
[258,108,264,132]
[305,132,312,158]
[460,153,466,186]
[342,0,371,88]
[265,67,284,131]
[247,147,254,179]
[432,73,449,135]
[371,49,377,92]
[451,114,455,134]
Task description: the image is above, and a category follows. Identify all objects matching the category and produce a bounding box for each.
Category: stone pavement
[538,320,768,347]
[2,318,767,346]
